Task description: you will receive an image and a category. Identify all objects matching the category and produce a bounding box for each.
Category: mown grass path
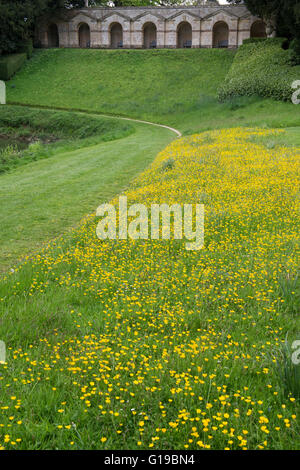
[8,102,182,138]
[0,104,179,272]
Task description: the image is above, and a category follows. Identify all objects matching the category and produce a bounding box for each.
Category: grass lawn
[0,115,175,271]
[0,48,299,450]
[7,48,300,135]
[0,127,299,450]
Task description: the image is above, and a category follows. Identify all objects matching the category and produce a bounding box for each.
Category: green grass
[7,48,300,136]
[0,47,299,450]
[0,104,133,141]
[0,105,133,174]
[0,127,299,450]
[0,119,174,271]
[218,39,300,102]
[7,49,233,122]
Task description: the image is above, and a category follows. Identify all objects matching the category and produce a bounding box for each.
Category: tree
[0,1,88,55]
[227,1,300,40]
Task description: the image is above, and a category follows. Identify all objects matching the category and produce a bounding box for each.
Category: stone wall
[36,4,266,50]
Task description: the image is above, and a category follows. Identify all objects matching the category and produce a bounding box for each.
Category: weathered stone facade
[36,2,266,50]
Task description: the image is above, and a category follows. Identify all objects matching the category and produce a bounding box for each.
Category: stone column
[69,26,79,48]
[192,22,201,48]
[101,29,110,48]
[123,27,131,49]
[157,23,165,48]
[165,21,176,48]
[57,23,69,47]
[90,30,101,48]
[200,20,213,48]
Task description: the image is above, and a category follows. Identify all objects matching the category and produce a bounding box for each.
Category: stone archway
[110,23,123,48]
[177,22,192,49]
[143,22,157,49]
[250,20,267,38]
[213,21,229,48]
[48,23,59,48]
[78,23,90,48]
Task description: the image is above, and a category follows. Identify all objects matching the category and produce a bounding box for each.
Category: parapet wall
[36,5,266,50]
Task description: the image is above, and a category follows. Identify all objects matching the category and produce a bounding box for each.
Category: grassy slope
[218,40,300,102]
[0,121,174,271]
[7,48,300,134]
[0,48,299,450]
[0,105,133,174]
[0,128,299,450]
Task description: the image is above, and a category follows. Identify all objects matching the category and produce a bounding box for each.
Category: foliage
[227,1,300,42]
[20,39,34,60]
[0,53,27,80]
[218,39,300,102]
[0,1,86,55]
[7,48,234,123]
[0,127,299,449]
[289,38,300,65]
[0,105,133,174]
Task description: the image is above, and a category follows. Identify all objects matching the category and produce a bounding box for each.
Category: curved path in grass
[0,104,181,272]
[9,102,182,138]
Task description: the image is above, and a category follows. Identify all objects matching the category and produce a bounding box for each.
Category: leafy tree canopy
[0,0,186,54]
[227,0,300,39]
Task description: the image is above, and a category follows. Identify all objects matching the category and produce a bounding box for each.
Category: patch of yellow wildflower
[0,128,299,450]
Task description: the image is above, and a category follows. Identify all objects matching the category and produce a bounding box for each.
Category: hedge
[0,53,27,81]
[243,37,287,46]
[218,38,300,102]
[20,39,33,59]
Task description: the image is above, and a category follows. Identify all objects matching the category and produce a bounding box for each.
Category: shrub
[20,39,33,59]
[0,53,26,80]
[243,37,287,46]
[218,39,300,102]
[289,38,300,66]
[0,105,133,140]
[0,144,20,173]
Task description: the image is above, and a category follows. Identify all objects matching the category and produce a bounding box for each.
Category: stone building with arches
[36,3,266,50]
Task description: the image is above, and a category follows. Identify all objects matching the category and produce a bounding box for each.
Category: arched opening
[143,22,157,49]
[78,23,90,48]
[250,20,267,38]
[177,22,192,49]
[213,21,229,48]
[110,23,123,48]
[47,23,59,48]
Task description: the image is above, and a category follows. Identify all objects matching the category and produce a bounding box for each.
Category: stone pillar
[90,30,101,48]
[238,18,251,46]
[157,25,165,48]
[69,27,79,48]
[200,20,213,48]
[57,23,69,47]
[123,27,131,49]
[192,23,201,48]
[39,29,48,48]
[165,21,176,48]
[131,29,143,49]
[101,29,110,48]
[228,29,238,48]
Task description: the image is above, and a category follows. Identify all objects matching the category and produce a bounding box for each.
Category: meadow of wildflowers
[0,127,299,450]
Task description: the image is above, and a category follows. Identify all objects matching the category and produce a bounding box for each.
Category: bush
[289,38,300,66]
[0,105,132,139]
[243,37,287,46]
[20,39,33,59]
[0,53,26,80]
[0,144,20,173]
[218,39,300,102]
